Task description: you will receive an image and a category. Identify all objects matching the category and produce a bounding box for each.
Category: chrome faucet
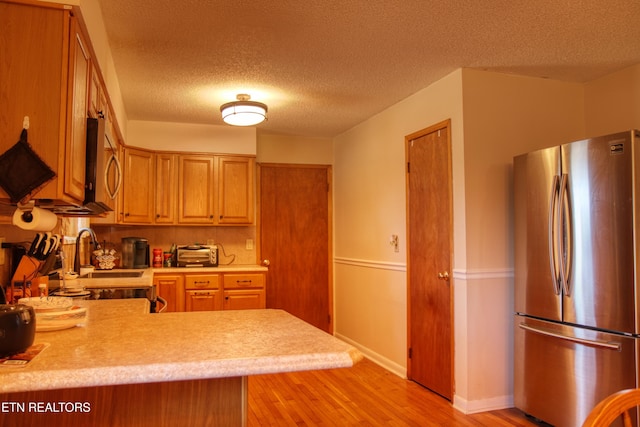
[74,228,101,274]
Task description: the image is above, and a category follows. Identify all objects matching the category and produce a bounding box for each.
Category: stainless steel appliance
[88,286,166,313]
[83,117,122,213]
[121,237,150,269]
[514,130,640,427]
[176,245,218,267]
[46,117,122,215]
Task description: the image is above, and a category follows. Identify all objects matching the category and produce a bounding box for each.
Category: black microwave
[83,117,122,215]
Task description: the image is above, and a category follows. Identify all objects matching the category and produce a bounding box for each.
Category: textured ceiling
[97,0,640,138]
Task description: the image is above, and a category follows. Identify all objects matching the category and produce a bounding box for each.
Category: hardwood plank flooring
[248,358,546,426]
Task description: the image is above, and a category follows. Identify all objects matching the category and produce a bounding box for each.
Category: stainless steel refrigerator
[514,130,640,427]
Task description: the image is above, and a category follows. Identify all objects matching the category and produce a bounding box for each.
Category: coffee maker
[121,237,149,269]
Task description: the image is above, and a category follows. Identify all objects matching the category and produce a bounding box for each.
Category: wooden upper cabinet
[121,147,155,223]
[88,65,106,120]
[0,3,88,205]
[217,156,255,225]
[64,24,90,202]
[155,153,177,224]
[178,155,216,224]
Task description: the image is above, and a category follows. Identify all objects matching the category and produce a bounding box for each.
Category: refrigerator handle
[548,175,561,295]
[558,173,572,296]
[518,323,621,350]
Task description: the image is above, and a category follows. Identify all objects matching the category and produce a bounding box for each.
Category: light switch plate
[246,239,254,250]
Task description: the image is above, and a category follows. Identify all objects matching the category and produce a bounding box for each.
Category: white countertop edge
[0,351,361,394]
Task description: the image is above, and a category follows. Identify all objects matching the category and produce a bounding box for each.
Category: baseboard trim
[334,332,406,378]
[452,268,514,280]
[453,394,514,414]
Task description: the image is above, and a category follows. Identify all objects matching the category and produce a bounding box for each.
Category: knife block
[7,255,43,303]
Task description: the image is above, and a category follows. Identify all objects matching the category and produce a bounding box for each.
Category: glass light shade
[220,101,268,126]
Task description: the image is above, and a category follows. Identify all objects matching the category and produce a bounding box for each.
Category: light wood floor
[248,358,546,426]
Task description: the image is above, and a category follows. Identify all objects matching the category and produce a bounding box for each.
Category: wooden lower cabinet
[154,271,265,312]
[223,273,265,310]
[0,377,247,427]
[185,290,221,311]
[153,274,184,312]
[184,273,221,311]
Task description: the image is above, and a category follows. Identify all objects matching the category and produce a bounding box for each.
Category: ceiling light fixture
[220,94,268,126]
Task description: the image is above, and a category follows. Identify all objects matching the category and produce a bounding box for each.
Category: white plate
[36,306,87,332]
[18,296,73,313]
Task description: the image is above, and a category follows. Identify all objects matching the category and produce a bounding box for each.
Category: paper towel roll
[12,206,58,231]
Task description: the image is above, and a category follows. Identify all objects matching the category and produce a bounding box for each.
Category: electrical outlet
[246,239,254,250]
[390,235,399,253]
[0,237,5,265]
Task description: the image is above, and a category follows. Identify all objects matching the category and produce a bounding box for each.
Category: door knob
[437,271,450,281]
[262,259,271,267]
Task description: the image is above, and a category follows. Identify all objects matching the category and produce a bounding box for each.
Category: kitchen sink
[81,271,144,279]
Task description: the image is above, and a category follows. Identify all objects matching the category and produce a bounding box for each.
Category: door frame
[256,163,334,333]
[405,119,454,395]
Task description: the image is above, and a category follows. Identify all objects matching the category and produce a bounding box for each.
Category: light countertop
[60,265,267,289]
[0,300,362,394]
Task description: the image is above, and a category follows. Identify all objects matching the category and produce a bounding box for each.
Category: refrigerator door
[514,315,638,427]
[561,132,635,333]
[514,147,562,321]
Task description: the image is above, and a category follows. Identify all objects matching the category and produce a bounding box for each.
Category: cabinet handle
[194,280,210,285]
[236,280,252,284]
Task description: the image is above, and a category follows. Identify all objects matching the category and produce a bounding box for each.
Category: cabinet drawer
[223,273,264,289]
[185,274,220,289]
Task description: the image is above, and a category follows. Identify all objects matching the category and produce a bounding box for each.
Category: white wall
[333,69,464,376]
[127,120,256,154]
[333,67,591,413]
[257,133,333,164]
[584,63,640,136]
[457,69,585,412]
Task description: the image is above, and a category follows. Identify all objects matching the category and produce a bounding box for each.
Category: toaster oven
[176,246,218,267]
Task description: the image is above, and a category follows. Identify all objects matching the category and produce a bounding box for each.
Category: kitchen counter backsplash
[91,224,258,266]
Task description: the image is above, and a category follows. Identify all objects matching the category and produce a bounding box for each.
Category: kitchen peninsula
[0,299,362,426]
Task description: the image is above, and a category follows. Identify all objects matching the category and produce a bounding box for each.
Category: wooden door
[406,120,453,400]
[258,164,332,332]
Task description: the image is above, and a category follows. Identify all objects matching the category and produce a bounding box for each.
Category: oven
[87,285,167,313]
[50,280,166,313]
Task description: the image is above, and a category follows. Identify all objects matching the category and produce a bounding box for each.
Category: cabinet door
[154,274,184,312]
[0,3,64,201]
[155,153,177,223]
[222,273,265,309]
[64,21,90,202]
[217,156,255,225]
[223,289,265,310]
[186,290,221,311]
[178,155,215,224]
[121,147,155,223]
